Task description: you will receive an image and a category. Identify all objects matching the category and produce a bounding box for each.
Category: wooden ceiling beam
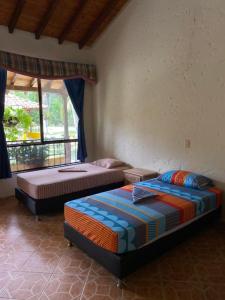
[35,0,60,39]
[78,0,117,49]
[8,0,26,33]
[58,0,87,44]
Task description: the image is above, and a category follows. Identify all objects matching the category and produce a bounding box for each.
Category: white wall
[0,175,17,198]
[0,26,94,63]
[93,0,225,193]
[0,26,95,197]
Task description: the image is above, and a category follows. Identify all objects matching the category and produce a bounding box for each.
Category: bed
[16,162,126,216]
[64,178,222,285]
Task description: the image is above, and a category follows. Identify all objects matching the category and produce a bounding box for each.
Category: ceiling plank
[58,0,87,44]
[42,80,52,90]
[10,73,17,86]
[7,85,38,92]
[8,0,26,34]
[78,0,117,49]
[29,78,36,87]
[35,0,60,39]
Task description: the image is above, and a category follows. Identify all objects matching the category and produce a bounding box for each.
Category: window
[4,72,78,172]
[41,79,78,141]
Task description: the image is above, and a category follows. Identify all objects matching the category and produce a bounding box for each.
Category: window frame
[6,77,78,146]
[5,76,78,172]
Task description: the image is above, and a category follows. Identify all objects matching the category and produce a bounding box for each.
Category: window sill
[12,161,81,174]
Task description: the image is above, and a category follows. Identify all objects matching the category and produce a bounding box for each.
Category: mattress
[17,163,125,200]
[64,179,222,254]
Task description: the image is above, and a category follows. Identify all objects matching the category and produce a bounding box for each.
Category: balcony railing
[7,140,78,172]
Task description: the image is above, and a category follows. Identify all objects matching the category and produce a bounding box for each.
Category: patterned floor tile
[202,282,225,300]
[20,250,63,273]
[54,247,92,277]
[194,260,225,283]
[158,255,198,282]
[0,251,32,272]
[0,271,51,300]
[79,261,122,300]
[0,238,42,253]
[80,276,123,300]
[121,281,164,300]
[40,273,86,300]
[162,280,205,300]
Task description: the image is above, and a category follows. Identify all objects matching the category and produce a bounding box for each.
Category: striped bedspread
[64,179,222,254]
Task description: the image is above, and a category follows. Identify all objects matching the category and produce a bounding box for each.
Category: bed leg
[35,215,41,222]
[116,279,123,289]
[67,240,73,247]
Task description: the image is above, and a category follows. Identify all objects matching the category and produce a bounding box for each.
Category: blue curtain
[0,68,11,178]
[64,78,87,162]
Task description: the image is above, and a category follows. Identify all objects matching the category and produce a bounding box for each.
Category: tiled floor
[0,197,225,300]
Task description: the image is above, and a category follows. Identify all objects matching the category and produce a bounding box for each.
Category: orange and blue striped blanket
[64,179,222,254]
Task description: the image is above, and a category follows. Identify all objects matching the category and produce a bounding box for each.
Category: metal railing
[7,140,79,172]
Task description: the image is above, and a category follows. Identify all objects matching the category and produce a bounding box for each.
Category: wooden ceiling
[0,0,128,49]
[7,71,65,91]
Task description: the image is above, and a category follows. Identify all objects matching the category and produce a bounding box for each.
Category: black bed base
[15,181,124,216]
[64,208,221,280]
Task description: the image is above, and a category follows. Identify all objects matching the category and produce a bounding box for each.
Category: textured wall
[93,0,225,191]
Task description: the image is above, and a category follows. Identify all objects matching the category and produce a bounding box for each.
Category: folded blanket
[132,186,158,203]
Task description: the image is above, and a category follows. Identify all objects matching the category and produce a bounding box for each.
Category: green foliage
[14,90,38,103]
[44,93,64,126]
[8,145,48,166]
[4,107,32,141]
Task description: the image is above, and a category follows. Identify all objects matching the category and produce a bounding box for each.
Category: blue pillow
[158,170,213,190]
[132,186,158,204]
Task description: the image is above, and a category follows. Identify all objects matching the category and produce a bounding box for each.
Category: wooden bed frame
[64,208,221,287]
[15,181,124,217]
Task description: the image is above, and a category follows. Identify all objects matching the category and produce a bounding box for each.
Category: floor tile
[20,250,63,273]
[54,247,92,277]
[81,275,123,300]
[0,271,50,300]
[194,260,225,283]
[0,251,32,272]
[40,273,86,300]
[158,255,198,282]
[202,282,225,300]
[121,281,164,300]
[162,280,205,300]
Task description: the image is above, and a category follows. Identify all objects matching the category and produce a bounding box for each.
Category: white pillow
[92,158,125,169]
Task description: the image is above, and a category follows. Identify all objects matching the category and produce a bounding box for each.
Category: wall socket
[185,139,191,149]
